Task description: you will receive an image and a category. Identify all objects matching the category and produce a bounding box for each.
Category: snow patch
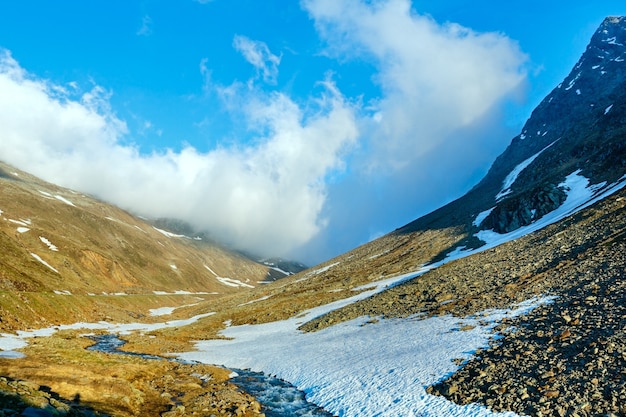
[31,253,59,273]
[152,290,217,295]
[0,312,216,355]
[149,303,199,316]
[153,227,187,239]
[296,262,340,282]
[16,227,30,233]
[268,266,292,276]
[604,36,624,46]
[479,171,625,248]
[473,207,495,227]
[39,236,58,251]
[149,307,176,316]
[216,277,255,289]
[170,264,178,270]
[53,290,72,295]
[496,140,558,200]
[605,104,614,114]
[564,71,581,90]
[204,265,254,288]
[204,265,218,276]
[55,195,76,207]
[239,295,272,307]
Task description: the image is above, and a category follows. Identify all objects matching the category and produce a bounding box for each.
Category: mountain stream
[87,334,335,417]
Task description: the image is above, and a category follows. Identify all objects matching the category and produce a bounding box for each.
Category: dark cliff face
[398,16,626,241]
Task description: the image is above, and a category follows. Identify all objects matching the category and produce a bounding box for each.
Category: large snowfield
[179,290,551,417]
[1,170,626,415]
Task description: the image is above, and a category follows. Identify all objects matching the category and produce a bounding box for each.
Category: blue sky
[0,1,625,265]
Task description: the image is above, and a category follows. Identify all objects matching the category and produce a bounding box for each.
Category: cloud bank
[0,49,357,257]
[0,0,529,264]
[303,0,527,172]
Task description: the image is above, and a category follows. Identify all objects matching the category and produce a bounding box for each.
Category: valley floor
[2,184,626,416]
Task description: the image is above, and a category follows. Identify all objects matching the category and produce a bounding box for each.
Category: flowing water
[87,334,334,417]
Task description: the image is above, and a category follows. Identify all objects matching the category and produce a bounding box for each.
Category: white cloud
[302,0,528,171]
[137,15,153,36]
[233,35,282,84]
[0,49,358,257]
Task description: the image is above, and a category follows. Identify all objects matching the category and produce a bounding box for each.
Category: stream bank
[88,334,335,417]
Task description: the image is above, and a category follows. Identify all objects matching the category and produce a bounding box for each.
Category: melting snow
[55,195,76,206]
[216,277,255,288]
[170,264,178,270]
[268,266,292,276]
[592,65,601,69]
[31,253,59,273]
[496,140,558,200]
[153,227,186,238]
[239,295,272,307]
[149,303,200,316]
[473,207,495,227]
[152,290,217,295]
[53,290,72,295]
[204,265,218,276]
[179,285,552,417]
[9,218,31,226]
[576,89,581,95]
[16,227,30,234]
[479,171,625,248]
[204,265,254,288]
[604,36,624,46]
[296,262,340,282]
[150,307,176,316]
[564,71,581,90]
[0,312,216,356]
[39,236,58,251]
[605,104,614,114]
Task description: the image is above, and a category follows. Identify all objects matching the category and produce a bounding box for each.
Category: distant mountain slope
[0,161,269,330]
